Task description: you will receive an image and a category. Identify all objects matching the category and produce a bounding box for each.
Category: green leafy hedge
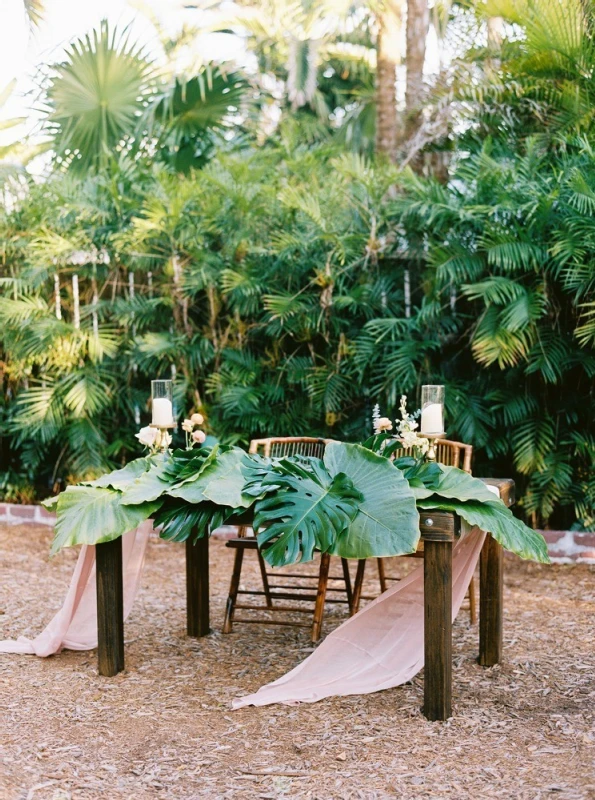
[2,142,593,531]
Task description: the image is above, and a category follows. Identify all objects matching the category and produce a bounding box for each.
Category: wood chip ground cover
[0,524,593,800]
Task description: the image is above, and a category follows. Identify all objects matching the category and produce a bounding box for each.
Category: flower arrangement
[182,413,207,449]
[372,396,430,456]
[135,426,172,454]
[134,412,206,454]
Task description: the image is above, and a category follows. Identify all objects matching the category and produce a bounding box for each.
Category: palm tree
[403,0,429,140]
[375,0,403,157]
[43,20,248,174]
[191,0,377,134]
[23,0,44,28]
[44,21,153,173]
[469,0,595,138]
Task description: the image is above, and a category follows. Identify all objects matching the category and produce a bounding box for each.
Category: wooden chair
[353,439,478,624]
[222,437,358,642]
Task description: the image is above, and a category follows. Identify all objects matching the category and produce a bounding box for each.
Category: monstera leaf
[154,499,234,543]
[170,447,250,508]
[324,443,420,559]
[254,458,362,566]
[50,486,160,555]
[417,497,549,563]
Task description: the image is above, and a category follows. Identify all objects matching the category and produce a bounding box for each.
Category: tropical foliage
[45,440,549,565]
[1,1,594,535]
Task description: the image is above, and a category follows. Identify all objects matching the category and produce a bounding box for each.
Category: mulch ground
[0,523,594,800]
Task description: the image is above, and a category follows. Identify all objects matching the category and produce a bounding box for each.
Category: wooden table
[95,478,514,721]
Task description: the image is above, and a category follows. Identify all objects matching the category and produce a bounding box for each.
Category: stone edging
[0,502,56,526]
[1,502,593,563]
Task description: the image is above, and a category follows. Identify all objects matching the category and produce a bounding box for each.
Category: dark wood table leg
[96,538,124,677]
[423,538,453,721]
[186,534,209,637]
[479,534,503,666]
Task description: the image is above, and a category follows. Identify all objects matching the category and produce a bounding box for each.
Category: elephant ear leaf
[254,458,362,567]
[417,498,550,563]
[120,453,173,505]
[412,465,502,502]
[324,442,420,559]
[84,458,151,490]
[51,486,160,555]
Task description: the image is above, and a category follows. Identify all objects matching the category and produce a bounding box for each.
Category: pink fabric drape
[0,522,151,657]
[233,526,486,709]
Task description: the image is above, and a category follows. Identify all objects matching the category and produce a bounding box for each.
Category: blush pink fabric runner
[232,526,486,709]
[1,504,491,710]
[0,522,152,656]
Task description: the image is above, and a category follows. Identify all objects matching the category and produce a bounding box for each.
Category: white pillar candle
[152,397,173,426]
[421,403,444,434]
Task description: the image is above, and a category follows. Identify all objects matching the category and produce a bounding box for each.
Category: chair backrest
[249,436,334,459]
[399,438,473,474]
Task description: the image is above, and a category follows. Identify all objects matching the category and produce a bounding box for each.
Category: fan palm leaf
[44,21,154,172]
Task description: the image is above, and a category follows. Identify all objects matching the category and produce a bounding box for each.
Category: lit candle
[421,403,444,434]
[152,397,173,427]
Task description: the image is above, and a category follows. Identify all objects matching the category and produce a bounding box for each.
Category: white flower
[161,431,173,449]
[182,419,194,433]
[401,430,430,454]
[190,412,204,425]
[375,416,393,433]
[135,426,158,447]
[192,429,206,444]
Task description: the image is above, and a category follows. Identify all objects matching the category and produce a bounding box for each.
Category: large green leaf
[324,443,420,559]
[153,500,234,543]
[417,498,550,563]
[51,486,160,555]
[85,458,150,490]
[412,465,502,502]
[170,447,251,508]
[120,453,173,505]
[46,21,152,172]
[254,458,362,566]
[167,446,220,486]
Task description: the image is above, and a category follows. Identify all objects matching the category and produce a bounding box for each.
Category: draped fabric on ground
[0,522,151,657]
[232,526,486,709]
[1,492,493,709]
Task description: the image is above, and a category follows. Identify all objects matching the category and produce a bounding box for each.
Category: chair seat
[225,537,258,549]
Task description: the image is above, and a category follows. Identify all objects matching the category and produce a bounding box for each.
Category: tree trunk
[486,16,503,74]
[404,0,429,141]
[375,1,403,158]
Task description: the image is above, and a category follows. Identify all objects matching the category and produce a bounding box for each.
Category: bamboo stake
[72,274,80,329]
[54,273,62,320]
[92,271,99,338]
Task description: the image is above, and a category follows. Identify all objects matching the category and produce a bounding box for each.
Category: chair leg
[341,558,354,612]
[222,546,244,634]
[257,550,274,609]
[377,558,388,593]
[311,553,331,643]
[352,559,366,614]
[468,574,478,625]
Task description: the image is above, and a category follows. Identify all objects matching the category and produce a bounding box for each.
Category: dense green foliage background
[1,0,594,531]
